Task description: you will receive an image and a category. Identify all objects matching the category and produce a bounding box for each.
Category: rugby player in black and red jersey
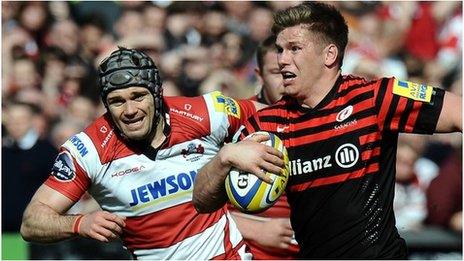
[193,2,462,259]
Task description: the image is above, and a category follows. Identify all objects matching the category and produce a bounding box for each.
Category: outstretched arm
[193,135,284,213]
[436,91,462,132]
[21,184,126,243]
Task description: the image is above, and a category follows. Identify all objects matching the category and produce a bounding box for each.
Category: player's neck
[301,70,341,108]
[150,116,166,149]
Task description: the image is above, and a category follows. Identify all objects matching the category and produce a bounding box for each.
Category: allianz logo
[290,143,359,175]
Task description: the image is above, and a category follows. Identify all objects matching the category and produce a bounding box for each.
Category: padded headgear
[98,47,163,114]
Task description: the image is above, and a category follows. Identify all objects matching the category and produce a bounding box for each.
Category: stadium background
[1,1,461,259]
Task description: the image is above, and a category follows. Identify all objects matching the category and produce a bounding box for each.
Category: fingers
[106,212,126,228]
[264,145,284,159]
[101,220,124,236]
[80,211,126,242]
[259,152,285,180]
[99,212,125,236]
[88,229,112,242]
[252,167,273,184]
[260,162,284,177]
[246,133,270,143]
[92,225,119,242]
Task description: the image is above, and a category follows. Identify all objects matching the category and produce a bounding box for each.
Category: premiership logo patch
[51,151,76,182]
[212,92,241,118]
[392,79,433,103]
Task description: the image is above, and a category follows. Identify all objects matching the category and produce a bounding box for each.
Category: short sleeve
[207,91,257,140]
[44,148,90,202]
[375,77,445,134]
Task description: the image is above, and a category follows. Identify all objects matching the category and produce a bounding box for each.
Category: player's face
[106,86,155,141]
[257,50,284,104]
[276,24,326,99]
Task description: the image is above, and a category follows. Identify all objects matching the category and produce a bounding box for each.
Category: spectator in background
[16,2,52,48]
[2,101,57,232]
[114,9,145,39]
[2,27,37,91]
[393,138,427,231]
[163,3,198,50]
[50,119,86,149]
[7,57,41,97]
[229,35,299,260]
[46,19,80,57]
[426,145,462,233]
[142,4,166,35]
[239,6,275,84]
[222,1,254,36]
[44,18,101,104]
[79,16,108,62]
[201,8,228,47]
[200,68,253,99]
[64,96,97,125]
[340,2,409,80]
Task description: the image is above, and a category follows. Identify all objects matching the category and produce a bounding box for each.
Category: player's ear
[324,44,338,67]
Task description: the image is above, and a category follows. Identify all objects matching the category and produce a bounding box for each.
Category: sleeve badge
[392,79,434,103]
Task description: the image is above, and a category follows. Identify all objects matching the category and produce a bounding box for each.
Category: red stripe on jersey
[212,240,246,260]
[377,79,394,132]
[390,94,408,130]
[337,75,366,93]
[361,147,381,161]
[289,163,379,192]
[44,151,90,202]
[326,85,373,109]
[359,133,380,146]
[124,202,225,249]
[293,115,377,146]
[220,215,234,259]
[405,101,422,132]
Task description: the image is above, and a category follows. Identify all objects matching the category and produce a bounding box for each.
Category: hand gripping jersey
[237,76,445,259]
[45,92,256,260]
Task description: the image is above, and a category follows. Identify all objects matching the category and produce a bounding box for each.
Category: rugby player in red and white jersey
[20,47,276,259]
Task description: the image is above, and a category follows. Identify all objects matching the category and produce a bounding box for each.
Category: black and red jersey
[237,75,445,258]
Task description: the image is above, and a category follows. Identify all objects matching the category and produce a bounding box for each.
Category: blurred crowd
[2,1,462,259]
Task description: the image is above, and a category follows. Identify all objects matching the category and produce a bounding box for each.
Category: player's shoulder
[165,95,209,116]
[165,91,241,120]
[339,74,393,92]
[341,74,371,87]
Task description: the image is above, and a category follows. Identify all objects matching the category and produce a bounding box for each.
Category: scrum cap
[98,47,163,112]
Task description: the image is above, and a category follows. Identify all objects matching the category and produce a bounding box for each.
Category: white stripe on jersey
[132,213,250,260]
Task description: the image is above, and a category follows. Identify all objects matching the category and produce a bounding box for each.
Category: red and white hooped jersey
[45,91,256,260]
